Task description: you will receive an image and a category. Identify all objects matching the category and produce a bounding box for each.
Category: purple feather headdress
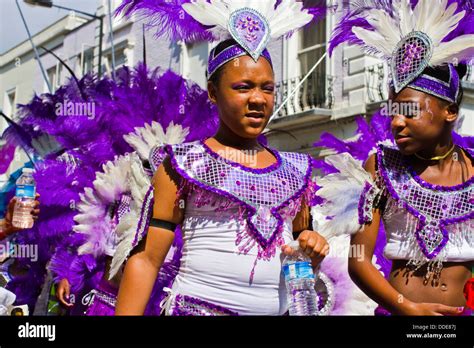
[329,0,474,103]
[116,0,327,78]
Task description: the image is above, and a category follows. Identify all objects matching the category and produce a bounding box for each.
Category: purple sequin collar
[160,141,312,250]
[200,139,282,174]
[377,144,474,259]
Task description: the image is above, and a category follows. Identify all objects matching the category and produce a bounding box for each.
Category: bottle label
[283,261,314,281]
[15,184,36,199]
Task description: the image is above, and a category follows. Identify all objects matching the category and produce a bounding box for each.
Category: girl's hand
[56,278,74,307]
[3,194,40,236]
[282,230,329,268]
[399,301,465,316]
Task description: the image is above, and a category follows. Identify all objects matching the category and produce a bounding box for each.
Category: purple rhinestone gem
[220,172,226,177]
[250,185,256,191]
[270,188,276,193]
[236,180,241,186]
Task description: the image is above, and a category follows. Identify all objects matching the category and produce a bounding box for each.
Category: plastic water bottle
[12,168,36,229]
[282,240,319,316]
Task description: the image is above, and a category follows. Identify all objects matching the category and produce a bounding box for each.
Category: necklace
[414,144,456,161]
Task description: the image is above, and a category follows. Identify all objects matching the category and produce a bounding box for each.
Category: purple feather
[115,0,213,43]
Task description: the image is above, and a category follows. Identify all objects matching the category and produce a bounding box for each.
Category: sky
[0,0,99,54]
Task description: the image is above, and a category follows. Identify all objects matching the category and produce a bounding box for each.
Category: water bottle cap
[288,240,301,251]
[22,168,34,174]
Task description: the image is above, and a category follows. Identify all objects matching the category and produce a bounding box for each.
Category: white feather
[312,153,377,239]
[396,0,414,36]
[431,35,474,66]
[181,0,228,28]
[124,122,189,161]
[267,1,313,38]
[73,154,135,257]
[365,9,401,50]
[352,27,391,57]
[420,0,452,43]
[428,9,465,46]
[109,157,151,278]
[412,0,432,33]
[319,235,379,315]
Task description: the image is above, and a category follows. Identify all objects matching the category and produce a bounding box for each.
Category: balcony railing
[463,64,474,83]
[365,63,389,103]
[273,73,334,119]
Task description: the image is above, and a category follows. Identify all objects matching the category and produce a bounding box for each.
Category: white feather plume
[109,156,151,279]
[124,122,190,161]
[352,0,474,67]
[74,154,134,257]
[431,36,474,66]
[312,153,377,239]
[319,234,379,315]
[182,0,313,40]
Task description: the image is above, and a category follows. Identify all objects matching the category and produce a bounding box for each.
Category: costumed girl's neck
[413,137,457,166]
[213,127,262,150]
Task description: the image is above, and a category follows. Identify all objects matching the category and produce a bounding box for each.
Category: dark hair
[207,39,241,86]
[421,64,467,106]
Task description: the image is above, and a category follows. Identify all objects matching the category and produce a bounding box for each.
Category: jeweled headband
[407,64,460,104]
[207,44,273,79]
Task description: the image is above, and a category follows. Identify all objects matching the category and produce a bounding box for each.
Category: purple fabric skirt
[84,279,118,316]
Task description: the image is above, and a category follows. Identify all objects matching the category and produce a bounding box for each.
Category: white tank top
[170,190,293,315]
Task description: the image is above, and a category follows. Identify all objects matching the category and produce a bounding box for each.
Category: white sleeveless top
[158,141,314,315]
[383,196,474,262]
[170,190,293,315]
[370,145,474,264]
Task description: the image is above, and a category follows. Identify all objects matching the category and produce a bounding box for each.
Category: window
[103,47,128,76]
[298,4,327,104]
[299,16,326,77]
[183,41,209,89]
[46,64,61,93]
[3,88,17,117]
[82,48,95,75]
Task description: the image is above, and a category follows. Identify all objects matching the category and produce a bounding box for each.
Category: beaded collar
[150,141,312,250]
[377,144,474,259]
